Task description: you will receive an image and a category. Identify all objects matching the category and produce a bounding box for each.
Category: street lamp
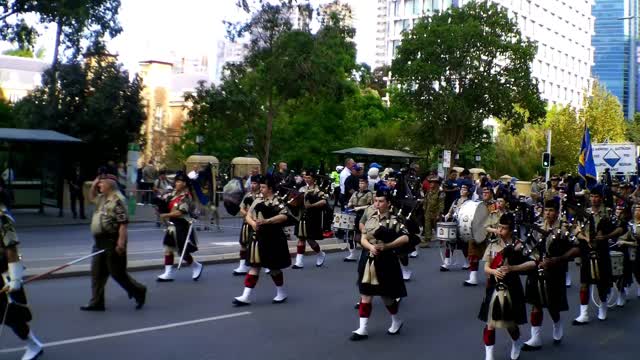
[475,151,481,167]
[195,135,204,154]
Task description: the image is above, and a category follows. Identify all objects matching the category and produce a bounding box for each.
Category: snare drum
[457,201,489,243]
[436,222,458,243]
[610,251,624,277]
[333,212,356,230]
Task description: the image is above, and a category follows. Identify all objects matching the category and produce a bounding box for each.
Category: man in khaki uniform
[421,176,444,248]
[543,175,561,203]
[81,174,146,311]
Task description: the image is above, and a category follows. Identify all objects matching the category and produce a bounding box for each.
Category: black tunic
[356,211,408,299]
[524,221,576,313]
[295,185,327,240]
[247,196,293,270]
[478,239,530,328]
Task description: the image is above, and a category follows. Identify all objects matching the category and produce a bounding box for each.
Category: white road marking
[0,311,251,353]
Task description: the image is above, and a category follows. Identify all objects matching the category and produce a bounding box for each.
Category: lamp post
[195,135,204,154]
[474,150,481,167]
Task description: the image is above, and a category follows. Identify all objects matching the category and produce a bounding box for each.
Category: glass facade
[592,0,637,118]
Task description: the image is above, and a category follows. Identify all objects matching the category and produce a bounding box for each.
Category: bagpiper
[291,170,328,269]
[478,213,536,360]
[232,175,294,306]
[233,175,262,275]
[521,199,579,351]
[351,189,409,341]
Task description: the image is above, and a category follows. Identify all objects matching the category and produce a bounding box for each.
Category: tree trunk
[49,18,63,100]
[263,90,274,174]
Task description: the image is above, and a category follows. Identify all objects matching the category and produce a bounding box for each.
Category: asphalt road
[0,246,638,360]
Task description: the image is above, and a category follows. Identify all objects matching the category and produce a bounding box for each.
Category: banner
[591,142,637,175]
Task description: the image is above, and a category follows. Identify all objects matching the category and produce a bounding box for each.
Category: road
[0,247,638,359]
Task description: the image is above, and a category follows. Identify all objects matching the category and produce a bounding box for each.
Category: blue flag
[578,125,597,189]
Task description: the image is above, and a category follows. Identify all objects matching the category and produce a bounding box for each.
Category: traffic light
[542,152,551,168]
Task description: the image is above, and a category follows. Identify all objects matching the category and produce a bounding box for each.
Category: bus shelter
[0,128,82,214]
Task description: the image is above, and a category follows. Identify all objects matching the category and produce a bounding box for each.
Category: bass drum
[457,201,489,243]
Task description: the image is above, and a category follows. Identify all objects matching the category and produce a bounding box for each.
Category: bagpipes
[372,203,422,254]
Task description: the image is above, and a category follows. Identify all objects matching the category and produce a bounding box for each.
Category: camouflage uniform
[422,182,444,247]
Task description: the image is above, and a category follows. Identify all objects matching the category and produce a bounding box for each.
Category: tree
[493,124,545,180]
[0,0,122,67]
[0,87,17,127]
[579,82,626,143]
[391,2,546,153]
[13,55,145,171]
[626,113,640,143]
[543,105,582,175]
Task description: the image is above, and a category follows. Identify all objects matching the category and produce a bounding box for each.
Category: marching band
[4,158,640,360]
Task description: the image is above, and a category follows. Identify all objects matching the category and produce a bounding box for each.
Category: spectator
[141,160,158,204]
[68,163,86,219]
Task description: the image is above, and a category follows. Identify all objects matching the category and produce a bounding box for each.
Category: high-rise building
[376,0,595,109]
[591,0,638,119]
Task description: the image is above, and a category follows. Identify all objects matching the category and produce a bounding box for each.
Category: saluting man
[81,174,147,312]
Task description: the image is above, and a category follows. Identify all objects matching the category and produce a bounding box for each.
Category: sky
[1,0,377,75]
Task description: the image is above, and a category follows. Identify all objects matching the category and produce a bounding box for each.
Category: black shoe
[134,288,147,310]
[354,302,361,309]
[80,304,105,312]
[521,344,542,352]
[291,265,304,269]
[440,266,450,272]
[572,319,588,326]
[232,299,251,307]
[463,281,478,287]
[343,258,357,262]
[349,332,368,341]
[272,297,288,304]
[553,339,562,345]
[233,270,248,276]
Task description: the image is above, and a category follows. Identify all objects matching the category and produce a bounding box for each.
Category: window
[395,20,404,36]
[394,0,402,16]
[443,0,452,10]
[405,0,415,15]
[414,0,422,14]
[423,0,432,13]
[433,0,441,12]
[403,19,411,32]
[154,106,164,130]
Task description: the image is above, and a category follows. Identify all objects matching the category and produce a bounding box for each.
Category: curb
[16,216,240,229]
[24,243,348,281]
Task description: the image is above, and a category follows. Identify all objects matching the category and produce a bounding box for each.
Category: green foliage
[13,57,145,170]
[493,123,545,180]
[1,0,122,61]
[543,105,581,175]
[0,89,17,127]
[177,1,377,172]
[626,112,640,143]
[391,1,546,153]
[2,46,32,57]
[579,82,626,142]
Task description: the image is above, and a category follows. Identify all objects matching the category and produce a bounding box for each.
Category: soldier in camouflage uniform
[421,175,444,248]
[81,174,147,312]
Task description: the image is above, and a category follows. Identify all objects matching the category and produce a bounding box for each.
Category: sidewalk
[12,203,237,228]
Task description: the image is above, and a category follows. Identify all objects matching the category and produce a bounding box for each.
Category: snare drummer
[345,176,374,261]
[464,187,499,286]
[441,183,470,271]
[292,170,328,269]
[572,185,625,324]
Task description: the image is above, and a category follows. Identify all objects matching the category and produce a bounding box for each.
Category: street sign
[592,143,637,175]
[443,150,451,168]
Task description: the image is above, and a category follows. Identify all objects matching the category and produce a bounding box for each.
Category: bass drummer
[441,183,471,271]
[464,186,499,286]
